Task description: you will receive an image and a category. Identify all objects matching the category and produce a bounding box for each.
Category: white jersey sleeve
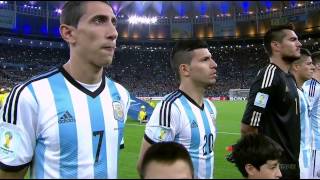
[144,99,181,144]
[0,84,38,170]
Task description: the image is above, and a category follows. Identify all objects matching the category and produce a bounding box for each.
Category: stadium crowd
[0,38,319,97]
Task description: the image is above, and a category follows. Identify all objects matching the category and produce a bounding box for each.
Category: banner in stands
[0,9,15,29]
[128,95,154,122]
[213,20,236,37]
[171,23,192,39]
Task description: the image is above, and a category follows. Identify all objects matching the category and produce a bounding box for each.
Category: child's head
[232,134,283,179]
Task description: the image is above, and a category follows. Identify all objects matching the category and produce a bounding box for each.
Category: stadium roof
[12,1,311,18]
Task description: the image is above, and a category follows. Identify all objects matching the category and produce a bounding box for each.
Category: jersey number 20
[203,133,214,156]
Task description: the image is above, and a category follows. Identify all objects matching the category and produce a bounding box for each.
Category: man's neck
[179,81,205,107]
[63,58,103,84]
[269,56,291,73]
[295,78,304,89]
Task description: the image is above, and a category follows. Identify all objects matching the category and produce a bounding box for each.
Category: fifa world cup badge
[254,92,269,108]
[159,129,167,141]
[153,127,169,141]
[0,127,20,158]
[3,131,13,150]
[113,101,124,121]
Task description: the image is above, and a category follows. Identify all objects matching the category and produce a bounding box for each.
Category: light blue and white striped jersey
[0,67,130,178]
[297,88,312,174]
[298,88,312,151]
[303,79,320,150]
[144,90,217,179]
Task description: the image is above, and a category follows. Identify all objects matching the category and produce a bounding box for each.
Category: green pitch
[118,100,246,179]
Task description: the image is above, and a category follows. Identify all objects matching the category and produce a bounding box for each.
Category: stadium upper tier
[0,1,320,40]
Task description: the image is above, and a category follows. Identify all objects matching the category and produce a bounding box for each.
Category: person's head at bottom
[140,142,194,179]
[232,134,283,179]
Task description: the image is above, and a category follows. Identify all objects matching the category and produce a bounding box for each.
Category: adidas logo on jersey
[191,120,198,128]
[58,111,75,124]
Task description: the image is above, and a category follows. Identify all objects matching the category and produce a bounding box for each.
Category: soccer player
[140,142,194,179]
[0,1,130,179]
[303,51,320,178]
[137,39,218,179]
[289,48,315,178]
[232,134,283,179]
[241,24,302,178]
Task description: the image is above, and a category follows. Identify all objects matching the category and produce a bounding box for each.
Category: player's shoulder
[151,91,183,128]
[304,78,320,97]
[154,90,183,113]
[254,63,282,88]
[302,79,317,88]
[9,67,60,96]
[257,63,282,78]
[162,90,183,104]
[312,78,320,87]
[105,77,130,98]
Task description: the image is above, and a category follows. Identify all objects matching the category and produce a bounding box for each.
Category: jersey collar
[178,89,204,110]
[59,66,106,98]
[312,78,320,84]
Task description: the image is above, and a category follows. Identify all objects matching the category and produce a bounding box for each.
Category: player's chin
[209,78,216,84]
[100,58,113,66]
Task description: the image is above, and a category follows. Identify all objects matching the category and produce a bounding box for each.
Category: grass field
[118,100,247,179]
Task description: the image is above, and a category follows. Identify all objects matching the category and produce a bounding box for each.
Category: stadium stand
[1,37,319,97]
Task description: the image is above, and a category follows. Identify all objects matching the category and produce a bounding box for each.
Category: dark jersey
[242,63,300,178]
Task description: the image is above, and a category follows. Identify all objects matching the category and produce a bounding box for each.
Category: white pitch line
[216,132,240,135]
[125,123,240,135]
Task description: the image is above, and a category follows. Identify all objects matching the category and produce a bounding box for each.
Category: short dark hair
[60,1,112,27]
[140,142,194,179]
[170,39,208,80]
[264,24,295,56]
[232,134,283,178]
[312,51,320,65]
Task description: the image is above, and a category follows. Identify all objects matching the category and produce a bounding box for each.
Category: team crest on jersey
[113,101,124,121]
[210,113,216,125]
[210,113,215,121]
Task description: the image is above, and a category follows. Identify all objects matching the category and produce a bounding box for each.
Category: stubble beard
[282,54,300,63]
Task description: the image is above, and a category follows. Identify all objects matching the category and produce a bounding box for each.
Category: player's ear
[245,164,258,177]
[60,24,76,44]
[271,41,280,52]
[179,64,190,77]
